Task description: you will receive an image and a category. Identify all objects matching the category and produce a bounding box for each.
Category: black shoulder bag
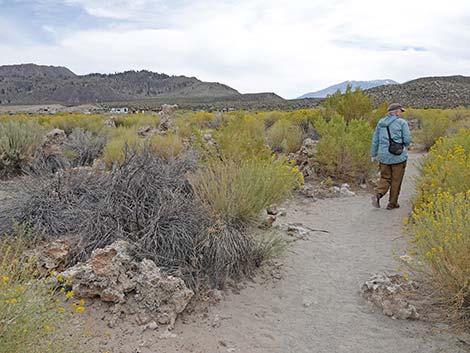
[386,122,404,156]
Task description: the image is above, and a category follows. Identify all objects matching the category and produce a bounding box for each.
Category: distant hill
[298,79,398,99]
[365,75,470,108]
[0,64,240,105]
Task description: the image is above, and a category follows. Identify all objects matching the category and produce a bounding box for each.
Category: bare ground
[74,152,469,353]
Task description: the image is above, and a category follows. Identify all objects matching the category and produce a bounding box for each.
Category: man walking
[370,103,412,210]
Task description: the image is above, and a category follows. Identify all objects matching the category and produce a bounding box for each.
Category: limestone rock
[24,237,74,272]
[158,104,178,132]
[42,128,66,157]
[104,116,116,128]
[60,240,194,328]
[299,138,318,158]
[277,223,312,239]
[61,240,136,303]
[361,273,419,320]
[266,204,279,216]
[137,125,158,137]
[260,215,276,229]
[133,259,194,328]
[330,183,356,197]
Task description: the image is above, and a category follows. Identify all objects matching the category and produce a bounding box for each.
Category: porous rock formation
[60,240,193,328]
[361,273,419,320]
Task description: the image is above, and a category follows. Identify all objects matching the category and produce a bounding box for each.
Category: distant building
[110,107,129,114]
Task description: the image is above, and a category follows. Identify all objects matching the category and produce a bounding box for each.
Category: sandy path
[138,152,467,353]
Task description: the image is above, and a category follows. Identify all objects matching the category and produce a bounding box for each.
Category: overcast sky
[1,0,470,98]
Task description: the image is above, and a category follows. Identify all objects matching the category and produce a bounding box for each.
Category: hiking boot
[371,194,381,208]
[386,203,400,210]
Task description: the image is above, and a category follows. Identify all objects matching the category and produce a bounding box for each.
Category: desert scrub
[186,111,217,129]
[213,114,269,161]
[324,85,373,122]
[114,113,160,128]
[0,232,84,353]
[408,130,470,326]
[0,120,44,177]
[415,129,470,205]
[102,127,141,167]
[191,157,302,227]
[314,115,374,182]
[42,113,106,134]
[286,109,322,134]
[416,112,451,150]
[149,133,185,159]
[266,119,305,153]
[63,128,106,167]
[408,190,470,325]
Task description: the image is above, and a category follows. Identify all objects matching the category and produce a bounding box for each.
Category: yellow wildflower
[76,306,85,314]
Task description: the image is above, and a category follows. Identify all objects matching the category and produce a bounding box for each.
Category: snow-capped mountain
[298,79,398,99]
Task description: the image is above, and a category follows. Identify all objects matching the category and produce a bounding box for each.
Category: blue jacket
[370,115,412,165]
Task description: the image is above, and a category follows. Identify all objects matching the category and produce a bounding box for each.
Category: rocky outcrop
[158,104,178,132]
[60,240,193,328]
[361,273,419,320]
[366,75,470,108]
[42,128,66,156]
[289,138,318,179]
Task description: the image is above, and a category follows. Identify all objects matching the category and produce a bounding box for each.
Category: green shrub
[114,113,160,128]
[286,109,322,133]
[214,115,270,162]
[102,127,140,168]
[267,119,305,153]
[0,120,44,177]
[149,133,185,159]
[186,111,217,129]
[314,115,374,182]
[191,158,302,226]
[42,113,105,134]
[408,190,470,326]
[407,129,470,327]
[0,230,83,353]
[324,85,373,122]
[417,112,451,150]
[415,129,470,204]
[368,101,389,129]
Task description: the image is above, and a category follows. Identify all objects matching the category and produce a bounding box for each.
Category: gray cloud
[1,0,470,98]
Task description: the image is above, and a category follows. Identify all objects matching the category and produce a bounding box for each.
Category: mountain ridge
[0,63,241,105]
[298,79,398,99]
[365,75,470,108]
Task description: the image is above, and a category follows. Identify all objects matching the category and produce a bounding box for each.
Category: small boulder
[24,237,75,272]
[60,240,194,329]
[41,128,66,157]
[137,125,158,137]
[361,273,419,320]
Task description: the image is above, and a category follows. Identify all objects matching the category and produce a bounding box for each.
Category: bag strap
[386,125,393,141]
[386,119,405,145]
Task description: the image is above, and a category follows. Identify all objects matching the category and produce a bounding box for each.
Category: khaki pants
[375,161,407,205]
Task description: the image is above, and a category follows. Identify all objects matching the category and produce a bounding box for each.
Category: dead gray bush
[0,148,270,289]
[63,128,106,167]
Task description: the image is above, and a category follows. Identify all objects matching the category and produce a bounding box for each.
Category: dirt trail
[140,152,467,353]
